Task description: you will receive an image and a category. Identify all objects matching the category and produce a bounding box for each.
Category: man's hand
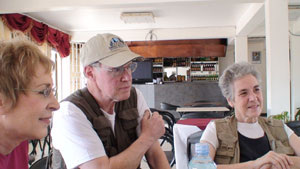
[140,110,165,143]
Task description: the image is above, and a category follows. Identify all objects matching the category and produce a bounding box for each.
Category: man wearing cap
[51,33,170,169]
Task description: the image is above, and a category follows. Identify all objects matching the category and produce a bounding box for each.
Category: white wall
[290,19,300,119]
[290,35,300,119]
[248,38,267,114]
[219,44,235,74]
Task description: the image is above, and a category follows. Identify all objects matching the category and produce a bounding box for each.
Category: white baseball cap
[80,33,142,67]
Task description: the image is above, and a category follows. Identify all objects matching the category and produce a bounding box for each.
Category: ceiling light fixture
[145,30,157,41]
[120,12,155,24]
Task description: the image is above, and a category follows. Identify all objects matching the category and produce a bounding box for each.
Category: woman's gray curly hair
[218,62,261,101]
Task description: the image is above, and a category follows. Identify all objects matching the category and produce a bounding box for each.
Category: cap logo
[109,37,126,50]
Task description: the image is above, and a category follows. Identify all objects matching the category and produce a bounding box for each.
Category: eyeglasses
[16,86,57,98]
[96,62,137,77]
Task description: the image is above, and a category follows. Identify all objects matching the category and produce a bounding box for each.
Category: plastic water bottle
[188,143,216,169]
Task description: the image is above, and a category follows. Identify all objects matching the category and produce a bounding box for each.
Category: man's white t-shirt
[200,120,294,150]
[51,88,149,169]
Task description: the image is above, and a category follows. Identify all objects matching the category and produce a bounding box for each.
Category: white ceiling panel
[0,0,299,42]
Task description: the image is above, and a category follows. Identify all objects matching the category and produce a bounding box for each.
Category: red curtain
[47,27,70,57]
[31,20,48,44]
[47,27,61,47]
[3,13,32,32]
[1,14,70,58]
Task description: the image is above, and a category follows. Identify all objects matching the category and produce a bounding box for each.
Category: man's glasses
[16,86,57,98]
[96,62,137,77]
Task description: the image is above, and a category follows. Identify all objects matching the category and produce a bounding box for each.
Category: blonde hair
[0,40,54,108]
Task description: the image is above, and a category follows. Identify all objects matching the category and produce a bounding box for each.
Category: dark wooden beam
[127,39,227,58]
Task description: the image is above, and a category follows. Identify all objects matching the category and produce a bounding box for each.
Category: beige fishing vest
[214,115,294,164]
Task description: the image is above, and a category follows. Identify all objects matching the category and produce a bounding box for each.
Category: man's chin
[115,93,131,102]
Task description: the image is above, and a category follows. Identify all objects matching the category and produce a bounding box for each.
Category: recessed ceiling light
[120,12,155,24]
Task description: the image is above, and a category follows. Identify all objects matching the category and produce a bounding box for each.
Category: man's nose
[121,68,131,81]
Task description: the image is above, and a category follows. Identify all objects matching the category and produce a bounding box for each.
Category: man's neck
[98,101,115,114]
[86,85,115,114]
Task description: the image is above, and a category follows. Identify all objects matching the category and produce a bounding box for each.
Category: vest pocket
[215,156,232,164]
[119,108,139,130]
[122,119,138,130]
[216,144,235,156]
[274,140,295,155]
[118,108,139,119]
[215,142,235,164]
[93,116,113,146]
[121,119,138,143]
[93,116,112,131]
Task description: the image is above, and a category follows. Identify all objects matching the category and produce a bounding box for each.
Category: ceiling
[1,0,300,42]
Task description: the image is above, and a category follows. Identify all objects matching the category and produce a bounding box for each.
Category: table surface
[176,118,215,130]
[176,106,229,112]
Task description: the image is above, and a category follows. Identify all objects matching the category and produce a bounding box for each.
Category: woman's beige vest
[214,115,294,164]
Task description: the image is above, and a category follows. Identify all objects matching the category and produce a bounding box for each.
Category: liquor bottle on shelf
[191,63,201,71]
[152,57,163,81]
[152,58,163,65]
[153,67,162,73]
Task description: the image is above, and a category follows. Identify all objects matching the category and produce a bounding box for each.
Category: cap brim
[99,49,142,67]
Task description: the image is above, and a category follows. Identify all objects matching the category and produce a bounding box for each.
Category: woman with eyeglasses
[0,40,60,169]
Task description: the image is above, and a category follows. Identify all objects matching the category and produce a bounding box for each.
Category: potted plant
[270,111,290,123]
[295,107,300,121]
[270,109,300,136]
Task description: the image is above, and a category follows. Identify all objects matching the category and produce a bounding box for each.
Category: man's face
[1,64,60,139]
[228,74,263,123]
[94,62,133,102]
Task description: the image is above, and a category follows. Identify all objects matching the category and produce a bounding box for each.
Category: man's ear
[84,66,95,79]
[227,98,234,108]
